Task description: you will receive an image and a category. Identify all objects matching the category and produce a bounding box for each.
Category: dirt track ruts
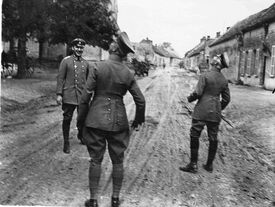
[1,67,274,207]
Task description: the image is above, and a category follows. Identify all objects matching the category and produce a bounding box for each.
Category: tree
[2,0,52,78]
[49,0,118,51]
[2,0,118,78]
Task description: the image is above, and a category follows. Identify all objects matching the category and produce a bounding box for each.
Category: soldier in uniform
[56,38,89,154]
[179,52,231,173]
[78,32,146,207]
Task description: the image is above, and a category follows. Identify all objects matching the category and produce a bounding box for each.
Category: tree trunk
[38,39,44,64]
[9,38,15,52]
[66,44,71,56]
[16,36,27,78]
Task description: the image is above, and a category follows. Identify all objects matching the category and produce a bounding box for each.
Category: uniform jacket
[56,55,89,105]
[78,55,146,132]
[187,67,230,122]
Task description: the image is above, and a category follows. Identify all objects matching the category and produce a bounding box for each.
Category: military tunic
[78,55,146,164]
[187,67,231,142]
[56,55,89,105]
[188,67,230,123]
[78,58,145,132]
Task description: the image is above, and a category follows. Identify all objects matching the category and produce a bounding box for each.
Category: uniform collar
[72,54,82,61]
[109,54,123,62]
[210,66,221,72]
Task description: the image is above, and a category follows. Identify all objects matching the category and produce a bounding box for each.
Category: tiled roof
[153,45,181,58]
[187,39,214,57]
[210,3,275,47]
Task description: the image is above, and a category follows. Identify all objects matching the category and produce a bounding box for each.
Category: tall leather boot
[179,149,198,173]
[77,127,85,145]
[87,162,101,204]
[203,140,218,172]
[76,120,85,145]
[62,120,71,154]
[111,163,123,207]
[179,138,199,173]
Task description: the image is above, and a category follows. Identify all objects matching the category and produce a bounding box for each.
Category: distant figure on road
[56,38,89,154]
[77,32,145,207]
[179,52,231,173]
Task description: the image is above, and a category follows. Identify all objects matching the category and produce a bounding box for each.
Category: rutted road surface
[0,67,274,207]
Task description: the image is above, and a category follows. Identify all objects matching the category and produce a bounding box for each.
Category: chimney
[207,35,210,40]
[200,36,206,42]
[216,32,220,38]
[226,27,230,31]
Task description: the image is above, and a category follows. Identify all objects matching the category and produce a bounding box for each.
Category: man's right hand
[131,120,144,131]
[56,95,62,105]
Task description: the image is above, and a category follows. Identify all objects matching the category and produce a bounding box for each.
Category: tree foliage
[49,0,118,50]
[2,0,50,41]
[2,0,51,77]
[2,0,118,78]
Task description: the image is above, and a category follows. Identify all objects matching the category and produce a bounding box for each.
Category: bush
[130,58,155,77]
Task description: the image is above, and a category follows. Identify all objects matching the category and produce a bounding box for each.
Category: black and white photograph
[1,0,275,206]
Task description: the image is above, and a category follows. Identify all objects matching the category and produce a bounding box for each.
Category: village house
[152,44,182,68]
[184,35,215,73]
[129,38,155,63]
[128,38,182,68]
[152,45,170,68]
[209,3,275,90]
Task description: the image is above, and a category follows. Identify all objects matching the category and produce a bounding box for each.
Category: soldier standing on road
[56,38,89,154]
[179,52,231,173]
[78,32,145,207]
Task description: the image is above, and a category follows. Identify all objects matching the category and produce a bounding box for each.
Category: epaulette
[64,56,71,60]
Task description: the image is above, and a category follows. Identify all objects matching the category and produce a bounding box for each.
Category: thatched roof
[210,3,275,47]
[153,45,181,59]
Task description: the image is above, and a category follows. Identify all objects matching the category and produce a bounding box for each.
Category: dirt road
[0,67,274,207]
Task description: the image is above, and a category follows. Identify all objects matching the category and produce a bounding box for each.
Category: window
[246,50,252,77]
[250,49,257,76]
[271,45,275,77]
[240,51,246,76]
[244,51,249,76]
[255,49,260,77]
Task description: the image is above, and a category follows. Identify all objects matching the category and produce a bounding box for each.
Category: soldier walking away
[179,52,231,173]
[77,32,145,207]
[56,38,89,154]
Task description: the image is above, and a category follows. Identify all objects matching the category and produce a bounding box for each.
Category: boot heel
[111,197,120,207]
[203,164,213,172]
[179,162,198,173]
[63,141,70,154]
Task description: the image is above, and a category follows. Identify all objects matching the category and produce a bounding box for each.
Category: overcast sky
[117,0,275,57]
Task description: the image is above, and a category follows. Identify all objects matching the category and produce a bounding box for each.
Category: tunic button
[107,98,111,101]
[108,108,111,111]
